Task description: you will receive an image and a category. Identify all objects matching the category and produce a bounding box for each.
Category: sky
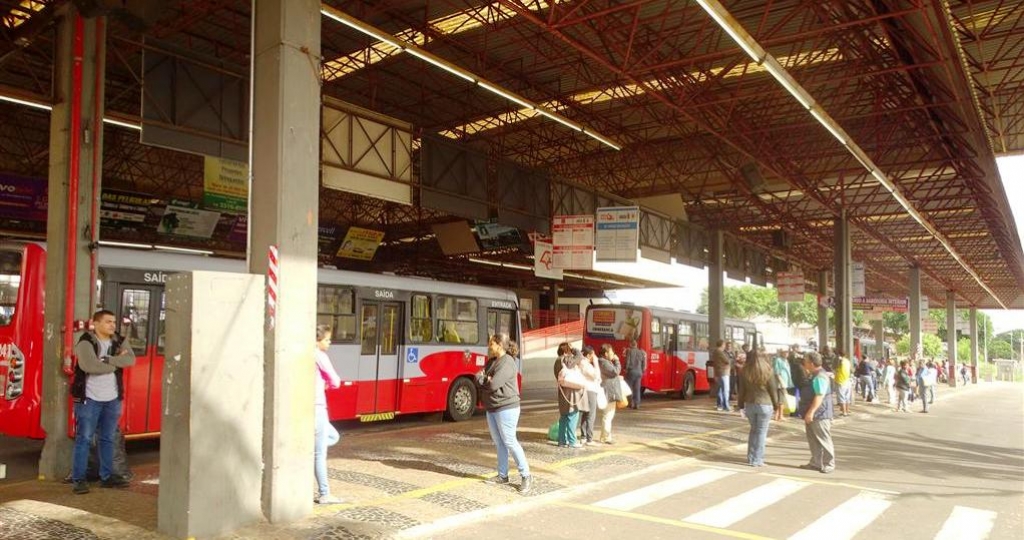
[600,155,1024,335]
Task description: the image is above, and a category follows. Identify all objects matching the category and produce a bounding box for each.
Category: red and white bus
[0,242,519,439]
[583,304,756,400]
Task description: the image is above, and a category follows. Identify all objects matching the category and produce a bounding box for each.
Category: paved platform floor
[0,381,1000,539]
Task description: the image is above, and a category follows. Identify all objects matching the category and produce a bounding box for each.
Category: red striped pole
[268,245,278,330]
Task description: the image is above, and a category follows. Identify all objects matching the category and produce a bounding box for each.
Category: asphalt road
[430,383,1024,540]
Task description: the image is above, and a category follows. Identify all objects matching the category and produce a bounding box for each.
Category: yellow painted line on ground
[761,472,900,495]
[555,502,778,540]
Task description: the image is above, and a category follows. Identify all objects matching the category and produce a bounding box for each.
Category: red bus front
[0,243,46,439]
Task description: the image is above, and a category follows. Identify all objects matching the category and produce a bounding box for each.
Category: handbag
[783,394,797,414]
[618,376,632,398]
[596,390,608,409]
[558,365,586,390]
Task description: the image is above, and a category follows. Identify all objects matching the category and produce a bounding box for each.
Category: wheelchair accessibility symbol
[406,347,419,364]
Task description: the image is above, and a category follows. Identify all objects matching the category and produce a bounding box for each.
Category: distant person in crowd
[772,348,792,421]
[855,355,876,403]
[882,358,897,406]
[624,339,647,409]
[70,309,136,495]
[578,345,602,446]
[894,360,912,413]
[734,343,750,402]
[820,345,838,372]
[738,352,780,467]
[788,345,805,417]
[797,352,836,474]
[960,364,969,386]
[479,334,532,494]
[555,344,587,449]
[725,341,738,398]
[711,340,732,412]
[834,350,853,417]
[919,361,938,413]
[313,325,343,505]
[598,344,623,444]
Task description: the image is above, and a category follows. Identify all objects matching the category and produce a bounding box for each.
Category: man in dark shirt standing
[623,340,647,409]
[711,340,731,411]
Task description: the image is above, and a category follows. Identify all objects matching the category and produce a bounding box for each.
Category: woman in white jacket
[882,359,896,405]
[578,345,603,446]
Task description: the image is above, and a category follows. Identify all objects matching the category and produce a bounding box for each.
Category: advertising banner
[552,214,594,270]
[337,226,384,261]
[852,297,909,313]
[776,271,805,303]
[227,215,248,244]
[533,240,562,280]
[0,174,47,223]
[475,220,523,251]
[852,261,866,297]
[595,206,639,262]
[203,156,249,213]
[101,189,160,229]
[585,307,643,342]
[158,203,221,238]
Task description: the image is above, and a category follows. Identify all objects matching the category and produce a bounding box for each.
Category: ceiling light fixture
[154,245,215,256]
[0,93,51,111]
[763,60,813,110]
[809,108,847,145]
[98,240,154,250]
[102,117,142,131]
[693,0,764,64]
[319,5,621,151]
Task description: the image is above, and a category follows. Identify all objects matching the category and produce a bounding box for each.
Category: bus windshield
[586,307,643,342]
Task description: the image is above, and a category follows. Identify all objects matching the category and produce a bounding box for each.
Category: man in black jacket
[69,309,136,495]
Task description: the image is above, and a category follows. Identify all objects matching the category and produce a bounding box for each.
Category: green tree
[883,312,908,338]
[895,333,944,357]
[698,286,822,326]
[989,339,1013,360]
[957,336,972,361]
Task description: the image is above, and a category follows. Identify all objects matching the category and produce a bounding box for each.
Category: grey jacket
[599,357,622,402]
[477,354,520,412]
[624,347,647,373]
[554,354,588,414]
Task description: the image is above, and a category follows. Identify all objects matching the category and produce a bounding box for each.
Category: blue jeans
[486,407,530,478]
[71,398,122,482]
[314,404,340,497]
[626,371,643,408]
[921,386,935,412]
[745,403,772,466]
[558,411,579,446]
[716,376,731,410]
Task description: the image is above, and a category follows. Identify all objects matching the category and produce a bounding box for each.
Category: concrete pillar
[708,230,725,344]
[909,267,922,360]
[946,291,957,387]
[969,308,978,383]
[871,319,885,359]
[39,7,106,480]
[249,0,321,523]
[833,210,853,358]
[817,270,829,349]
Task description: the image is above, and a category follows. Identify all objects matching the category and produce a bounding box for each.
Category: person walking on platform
[69,309,136,495]
[313,325,343,505]
[598,344,622,444]
[797,352,836,474]
[882,358,896,405]
[711,340,732,412]
[772,349,792,421]
[856,356,876,403]
[919,361,938,413]
[738,352,780,467]
[834,351,852,417]
[479,334,532,493]
[554,345,587,449]
[624,339,647,409]
[894,360,912,412]
[578,345,602,445]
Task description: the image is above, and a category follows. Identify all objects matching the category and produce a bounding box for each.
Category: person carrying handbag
[554,349,588,449]
[598,344,623,444]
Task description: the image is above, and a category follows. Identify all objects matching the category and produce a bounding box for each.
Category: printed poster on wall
[158,203,221,238]
[101,189,160,229]
[586,306,643,342]
[551,214,594,270]
[595,206,639,262]
[0,173,47,223]
[203,156,249,213]
[852,261,866,298]
[533,240,563,280]
[337,226,384,261]
[776,271,805,303]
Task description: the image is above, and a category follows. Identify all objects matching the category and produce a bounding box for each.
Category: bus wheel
[446,377,477,422]
[680,371,695,400]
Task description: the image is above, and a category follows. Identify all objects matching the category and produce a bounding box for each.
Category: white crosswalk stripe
[593,469,735,512]
[934,506,997,540]
[788,491,892,540]
[682,477,808,528]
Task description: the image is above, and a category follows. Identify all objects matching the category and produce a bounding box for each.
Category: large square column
[871,319,885,359]
[39,7,106,480]
[909,267,922,359]
[833,211,853,357]
[946,291,957,387]
[708,230,725,344]
[969,308,978,383]
[249,0,322,523]
[817,270,829,350]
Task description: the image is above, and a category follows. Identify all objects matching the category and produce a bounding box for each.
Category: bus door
[112,284,164,436]
[665,323,682,391]
[487,307,518,356]
[357,301,403,417]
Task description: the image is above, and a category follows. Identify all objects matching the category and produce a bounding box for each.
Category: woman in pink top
[314,324,343,504]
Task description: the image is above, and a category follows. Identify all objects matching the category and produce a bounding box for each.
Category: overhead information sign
[203,156,249,213]
[595,206,639,262]
[552,214,594,270]
[852,297,909,313]
[776,271,805,303]
[533,240,562,280]
[337,227,385,261]
[852,261,866,298]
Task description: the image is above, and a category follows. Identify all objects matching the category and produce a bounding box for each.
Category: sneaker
[568,443,584,449]
[72,481,90,495]
[484,475,509,485]
[315,494,344,505]
[100,475,130,489]
[604,439,615,445]
[518,475,533,494]
[820,468,835,474]
[798,463,819,471]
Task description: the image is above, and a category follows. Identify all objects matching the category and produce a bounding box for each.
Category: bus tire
[680,371,695,400]
[446,377,477,422]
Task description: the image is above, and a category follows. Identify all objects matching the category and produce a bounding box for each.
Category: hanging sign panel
[534,240,562,280]
[595,206,639,262]
[203,156,249,213]
[336,226,385,261]
[852,297,909,313]
[157,204,220,238]
[776,271,805,303]
[552,214,594,270]
[852,261,866,298]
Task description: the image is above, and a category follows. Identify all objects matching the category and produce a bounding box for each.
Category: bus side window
[0,250,22,327]
[437,296,478,344]
[317,286,356,343]
[678,323,694,351]
[697,322,709,351]
[119,288,151,354]
[651,317,663,349]
[410,294,433,343]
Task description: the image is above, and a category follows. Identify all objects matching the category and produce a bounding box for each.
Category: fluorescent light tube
[154,245,214,256]
[537,109,583,132]
[810,108,847,145]
[695,0,764,63]
[582,128,622,151]
[0,94,52,111]
[98,240,153,250]
[763,61,812,109]
[102,118,142,131]
[320,8,404,50]
[405,48,476,83]
[477,81,535,110]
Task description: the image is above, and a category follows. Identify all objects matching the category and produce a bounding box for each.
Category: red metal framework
[0,0,1021,306]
